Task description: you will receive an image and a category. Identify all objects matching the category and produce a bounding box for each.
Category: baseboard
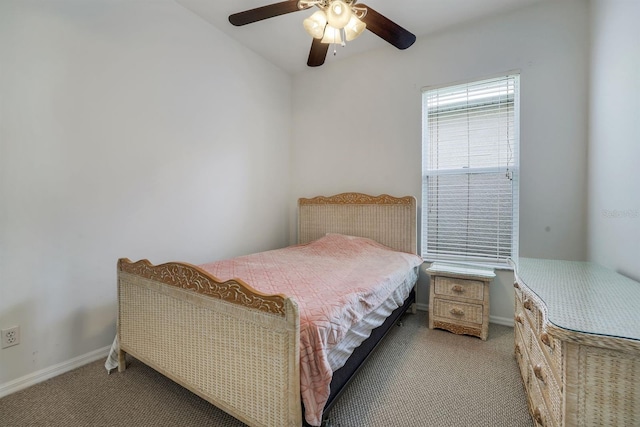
[0,345,111,398]
[489,315,515,327]
[414,304,514,327]
[415,302,429,312]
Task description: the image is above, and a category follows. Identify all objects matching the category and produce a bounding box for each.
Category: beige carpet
[0,312,533,427]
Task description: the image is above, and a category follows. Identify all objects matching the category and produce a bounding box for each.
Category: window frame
[421,73,520,269]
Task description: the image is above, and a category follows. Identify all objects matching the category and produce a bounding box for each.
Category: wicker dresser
[513,258,640,427]
[426,263,495,341]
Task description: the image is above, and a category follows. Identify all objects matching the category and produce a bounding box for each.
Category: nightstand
[426,263,495,340]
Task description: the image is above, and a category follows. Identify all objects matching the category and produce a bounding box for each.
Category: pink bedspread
[199,233,422,426]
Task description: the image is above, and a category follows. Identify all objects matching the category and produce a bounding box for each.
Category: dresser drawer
[522,293,543,334]
[527,363,554,427]
[432,298,483,325]
[538,330,563,387]
[515,293,534,355]
[514,321,530,385]
[434,276,484,301]
[528,333,562,427]
[514,280,523,300]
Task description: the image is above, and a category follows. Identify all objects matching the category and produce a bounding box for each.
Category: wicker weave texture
[118,274,300,427]
[298,198,416,254]
[574,345,640,426]
[434,277,484,300]
[527,325,562,426]
[432,299,483,325]
[514,325,529,385]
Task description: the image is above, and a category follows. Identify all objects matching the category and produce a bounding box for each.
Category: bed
[112,192,421,427]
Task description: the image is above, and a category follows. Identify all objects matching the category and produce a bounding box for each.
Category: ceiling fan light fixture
[321,25,343,44]
[326,0,352,29]
[229,0,416,67]
[303,10,327,39]
[344,15,366,41]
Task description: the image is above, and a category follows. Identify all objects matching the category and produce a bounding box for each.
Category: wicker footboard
[117,259,301,427]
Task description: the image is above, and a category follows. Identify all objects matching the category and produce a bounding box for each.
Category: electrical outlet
[1,326,20,349]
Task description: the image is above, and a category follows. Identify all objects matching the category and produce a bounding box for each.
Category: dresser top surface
[515,258,640,342]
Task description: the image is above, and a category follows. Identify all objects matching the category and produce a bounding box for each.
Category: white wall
[291,0,590,320]
[588,0,640,281]
[0,0,292,388]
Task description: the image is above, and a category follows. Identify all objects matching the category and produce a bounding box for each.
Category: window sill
[421,257,515,271]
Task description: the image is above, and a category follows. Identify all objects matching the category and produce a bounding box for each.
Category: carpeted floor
[0,311,533,427]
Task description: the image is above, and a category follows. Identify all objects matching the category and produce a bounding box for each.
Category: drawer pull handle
[540,332,553,349]
[523,299,533,311]
[449,307,464,317]
[451,285,464,293]
[515,314,524,324]
[533,364,546,384]
[533,407,545,426]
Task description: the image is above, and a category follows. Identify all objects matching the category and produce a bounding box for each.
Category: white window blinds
[421,74,519,266]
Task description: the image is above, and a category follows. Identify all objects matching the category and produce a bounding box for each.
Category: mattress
[326,268,417,371]
[311,288,416,425]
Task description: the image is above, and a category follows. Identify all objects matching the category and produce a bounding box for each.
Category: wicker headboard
[297,193,417,254]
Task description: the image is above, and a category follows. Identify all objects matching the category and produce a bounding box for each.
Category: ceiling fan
[229,0,416,67]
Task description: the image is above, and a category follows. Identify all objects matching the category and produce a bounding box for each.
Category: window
[421,74,519,267]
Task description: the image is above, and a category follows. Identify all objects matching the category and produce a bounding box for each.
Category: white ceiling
[175,0,546,74]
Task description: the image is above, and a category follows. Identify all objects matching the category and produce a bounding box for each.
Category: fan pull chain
[333,28,347,56]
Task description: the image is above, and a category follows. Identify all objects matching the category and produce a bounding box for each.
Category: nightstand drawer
[434,276,484,301]
[433,298,483,325]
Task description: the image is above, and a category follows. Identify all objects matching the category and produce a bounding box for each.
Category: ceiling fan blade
[359,4,416,50]
[229,1,309,26]
[307,38,329,67]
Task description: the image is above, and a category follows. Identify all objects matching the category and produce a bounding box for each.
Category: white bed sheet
[326,267,417,371]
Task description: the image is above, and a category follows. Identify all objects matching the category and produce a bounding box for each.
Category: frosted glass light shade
[326,1,351,29]
[303,10,327,39]
[344,15,366,41]
[321,25,343,44]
